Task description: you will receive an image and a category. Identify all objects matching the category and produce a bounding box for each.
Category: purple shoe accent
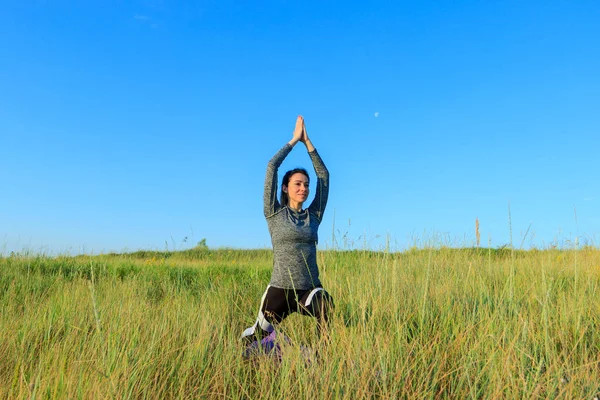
[260,330,280,356]
[260,330,277,346]
[243,330,293,360]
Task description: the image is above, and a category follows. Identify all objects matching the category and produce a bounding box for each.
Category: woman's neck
[288,200,303,212]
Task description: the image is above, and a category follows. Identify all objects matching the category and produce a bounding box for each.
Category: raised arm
[263,116,305,217]
[263,144,291,217]
[302,122,330,221]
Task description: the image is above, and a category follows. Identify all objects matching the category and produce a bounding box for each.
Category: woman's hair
[280,168,310,206]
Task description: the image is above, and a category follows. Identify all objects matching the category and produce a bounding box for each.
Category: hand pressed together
[289,115,315,152]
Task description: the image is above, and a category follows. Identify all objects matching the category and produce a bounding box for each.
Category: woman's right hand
[290,115,304,144]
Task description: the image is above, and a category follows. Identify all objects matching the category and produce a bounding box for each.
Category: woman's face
[284,172,309,206]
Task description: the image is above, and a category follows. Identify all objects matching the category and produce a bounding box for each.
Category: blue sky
[2,1,599,254]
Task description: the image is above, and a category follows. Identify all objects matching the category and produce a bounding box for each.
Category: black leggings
[241,286,334,341]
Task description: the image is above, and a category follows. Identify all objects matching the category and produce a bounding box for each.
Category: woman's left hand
[301,120,315,151]
[301,120,310,143]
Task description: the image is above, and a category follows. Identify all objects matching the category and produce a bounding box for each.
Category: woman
[241,115,334,345]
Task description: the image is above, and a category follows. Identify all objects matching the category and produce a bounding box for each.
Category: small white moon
[374,112,379,118]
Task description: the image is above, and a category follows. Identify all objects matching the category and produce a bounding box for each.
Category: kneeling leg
[300,288,334,339]
[241,286,292,343]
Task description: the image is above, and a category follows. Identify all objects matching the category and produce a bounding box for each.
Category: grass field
[1,245,599,398]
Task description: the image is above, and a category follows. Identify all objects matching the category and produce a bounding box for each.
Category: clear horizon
[2,1,599,255]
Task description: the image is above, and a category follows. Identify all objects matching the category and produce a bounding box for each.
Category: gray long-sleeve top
[263,143,330,290]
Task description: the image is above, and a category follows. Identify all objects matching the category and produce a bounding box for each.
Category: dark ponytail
[280,168,310,206]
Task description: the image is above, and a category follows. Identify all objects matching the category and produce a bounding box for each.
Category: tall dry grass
[1,246,599,398]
